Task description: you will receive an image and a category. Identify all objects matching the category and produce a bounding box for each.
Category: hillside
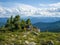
[33,21,60,32]
[0,31,60,45]
[0,15,60,45]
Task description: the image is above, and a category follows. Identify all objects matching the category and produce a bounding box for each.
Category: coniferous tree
[9,16,15,31]
[4,15,33,32]
[10,16,13,23]
[26,18,31,25]
[5,18,10,27]
[21,19,26,26]
[21,19,26,30]
[13,15,21,29]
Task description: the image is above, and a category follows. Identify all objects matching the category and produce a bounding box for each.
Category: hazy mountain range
[33,21,60,32]
[0,17,60,32]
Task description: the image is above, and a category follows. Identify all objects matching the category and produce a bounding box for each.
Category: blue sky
[0,0,60,7]
[0,0,60,17]
[0,0,60,4]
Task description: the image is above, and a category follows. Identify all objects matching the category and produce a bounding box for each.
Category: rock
[28,42,36,45]
[11,35,14,37]
[31,31,39,36]
[40,40,47,45]
[23,35,27,37]
[46,40,54,45]
[25,40,29,44]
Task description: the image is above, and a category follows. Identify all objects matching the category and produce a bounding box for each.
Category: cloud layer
[0,2,60,17]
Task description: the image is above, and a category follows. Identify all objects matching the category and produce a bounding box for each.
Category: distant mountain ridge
[33,21,60,32]
[0,17,60,32]
[24,17,60,24]
[0,17,60,24]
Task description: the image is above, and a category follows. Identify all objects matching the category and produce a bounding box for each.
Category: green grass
[0,31,60,45]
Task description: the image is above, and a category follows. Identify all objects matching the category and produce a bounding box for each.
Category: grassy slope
[0,31,60,45]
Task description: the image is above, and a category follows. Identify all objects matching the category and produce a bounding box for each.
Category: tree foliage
[26,18,31,25]
[4,15,32,32]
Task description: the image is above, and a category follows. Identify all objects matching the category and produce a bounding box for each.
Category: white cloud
[39,2,60,8]
[0,3,37,17]
[0,2,60,18]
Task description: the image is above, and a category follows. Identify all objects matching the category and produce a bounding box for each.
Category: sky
[0,0,60,18]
